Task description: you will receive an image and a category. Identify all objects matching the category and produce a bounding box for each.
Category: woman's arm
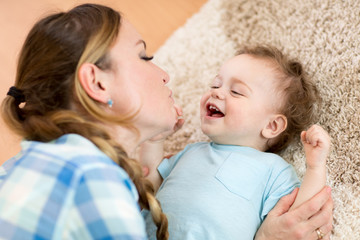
[255,186,333,240]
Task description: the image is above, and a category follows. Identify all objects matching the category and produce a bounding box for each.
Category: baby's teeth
[209,105,219,111]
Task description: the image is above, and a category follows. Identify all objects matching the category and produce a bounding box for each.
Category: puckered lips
[206,103,225,118]
[169,90,174,103]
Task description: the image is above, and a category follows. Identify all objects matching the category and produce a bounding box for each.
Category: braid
[84,121,170,239]
[119,155,169,240]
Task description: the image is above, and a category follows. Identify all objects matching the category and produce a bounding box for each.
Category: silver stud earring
[107,98,113,108]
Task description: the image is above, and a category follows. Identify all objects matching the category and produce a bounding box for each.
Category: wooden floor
[0,0,207,164]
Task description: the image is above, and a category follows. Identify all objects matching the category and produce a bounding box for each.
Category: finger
[309,133,320,147]
[303,130,316,145]
[174,104,183,117]
[301,131,307,144]
[164,154,174,159]
[142,166,150,177]
[309,131,329,148]
[311,227,330,240]
[308,195,333,234]
[174,118,185,132]
[271,188,299,216]
[308,124,319,132]
[322,232,331,240]
[305,129,323,147]
[292,186,331,220]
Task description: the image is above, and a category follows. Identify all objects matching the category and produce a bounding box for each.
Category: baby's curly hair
[237,45,321,153]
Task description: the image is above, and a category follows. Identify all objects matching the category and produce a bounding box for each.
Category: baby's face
[200,54,281,149]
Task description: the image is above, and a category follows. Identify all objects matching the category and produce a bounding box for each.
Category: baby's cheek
[199,92,210,106]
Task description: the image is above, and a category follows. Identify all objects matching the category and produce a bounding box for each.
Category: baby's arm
[140,105,184,191]
[290,125,331,210]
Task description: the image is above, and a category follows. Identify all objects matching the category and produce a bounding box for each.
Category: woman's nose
[155,64,170,84]
[162,71,170,84]
[211,88,225,99]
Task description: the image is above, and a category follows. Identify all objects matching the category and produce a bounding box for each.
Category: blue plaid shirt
[0,134,146,239]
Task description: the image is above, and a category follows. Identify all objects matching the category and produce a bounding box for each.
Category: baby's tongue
[212,112,224,117]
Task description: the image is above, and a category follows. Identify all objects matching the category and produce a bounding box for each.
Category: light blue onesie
[144,142,300,240]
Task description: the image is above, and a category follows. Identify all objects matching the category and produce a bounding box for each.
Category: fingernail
[326,186,332,194]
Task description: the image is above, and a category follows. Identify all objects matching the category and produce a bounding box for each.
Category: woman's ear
[78,63,109,104]
[261,114,287,139]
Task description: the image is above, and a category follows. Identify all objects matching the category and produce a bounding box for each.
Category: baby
[141,45,330,239]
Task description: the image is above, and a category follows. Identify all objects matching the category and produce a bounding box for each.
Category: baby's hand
[149,104,185,142]
[301,125,331,169]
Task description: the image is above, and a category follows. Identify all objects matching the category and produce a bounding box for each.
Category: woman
[0,3,332,240]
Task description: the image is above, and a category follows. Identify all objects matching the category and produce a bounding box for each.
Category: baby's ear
[261,114,287,139]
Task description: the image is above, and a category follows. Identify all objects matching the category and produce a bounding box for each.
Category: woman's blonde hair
[1,4,168,239]
[237,45,321,153]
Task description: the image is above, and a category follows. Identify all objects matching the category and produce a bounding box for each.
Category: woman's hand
[255,186,333,240]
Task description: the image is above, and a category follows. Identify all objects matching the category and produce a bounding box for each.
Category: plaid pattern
[0,134,146,240]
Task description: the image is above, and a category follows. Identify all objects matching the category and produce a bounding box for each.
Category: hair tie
[7,86,26,104]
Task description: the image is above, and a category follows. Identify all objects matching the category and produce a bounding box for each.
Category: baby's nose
[211,88,225,99]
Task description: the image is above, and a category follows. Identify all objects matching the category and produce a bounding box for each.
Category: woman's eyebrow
[135,39,147,49]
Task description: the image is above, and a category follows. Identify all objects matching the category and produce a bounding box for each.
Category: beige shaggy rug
[153,0,360,238]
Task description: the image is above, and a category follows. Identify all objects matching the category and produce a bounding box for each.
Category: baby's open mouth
[207,104,224,117]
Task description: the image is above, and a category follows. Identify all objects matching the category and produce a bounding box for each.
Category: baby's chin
[200,127,231,145]
[200,126,217,142]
